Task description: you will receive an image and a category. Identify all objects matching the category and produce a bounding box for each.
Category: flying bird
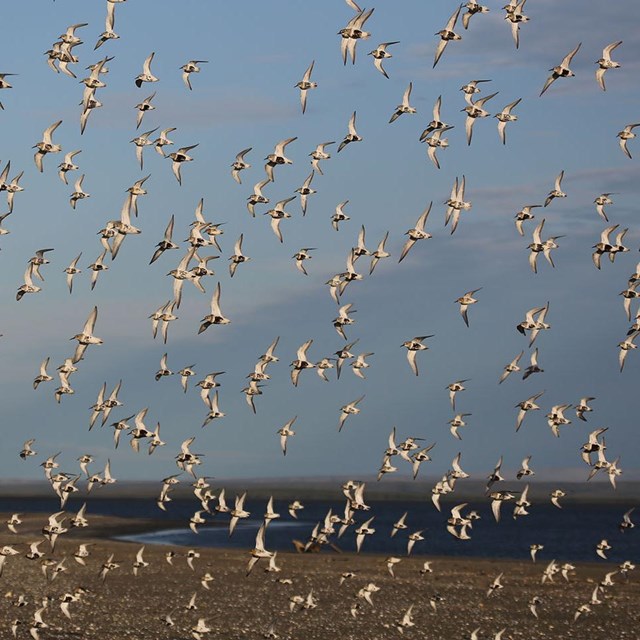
[337,111,362,152]
[69,174,89,209]
[389,82,416,123]
[291,340,315,387]
[338,8,374,65]
[309,141,334,175]
[231,147,252,184]
[444,175,472,234]
[595,41,622,91]
[0,72,16,110]
[57,149,81,184]
[71,306,103,363]
[544,170,566,207]
[515,204,541,236]
[420,95,450,141]
[264,137,296,182]
[434,6,462,68]
[247,178,270,217]
[515,391,544,431]
[399,203,432,262]
[505,0,530,49]
[134,92,155,129]
[295,170,316,215]
[277,417,297,456]
[462,1,489,29]
[198,282,230,333]
[265,197,295,243]
[463,91,498,145]
[617,123,639,159]
[338,395,365,432]
[130,128,158,170]
[229,234,250,277]
[181,60,207,90]
[168,145,198,185]
[135,52,159,87]
[540,43,582,96]
[522,348,543,380]
[95,2,119,49]
[495,98,521,145]
[593,193,615,222]
[456,288,482,327]
[295,60,317,114]
[402,335,433,376]
[33,120,63,172]
[368,41,399,78]
[423,126,453,169]
[150,216,178,265]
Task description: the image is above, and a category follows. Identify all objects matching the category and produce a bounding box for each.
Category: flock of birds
[0,0,638,638]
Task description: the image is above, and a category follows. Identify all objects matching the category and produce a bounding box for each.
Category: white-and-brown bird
[291,339,315,387]
[231,147,251,184]
[309,141,334,175]
[399,203,433,263]
[434,6,462,68]
[463,91,498,146]
[456,288,482,327]
[168,144,198,185]
[444,175,472,234]
[295,170,316,215]
[337,111,362,153]
[495,97,521,145]
[338,395,365,432]
[135,52,159,87]
[264,137,296,182]
[402,335,433,376]
[198,282,230,333]
[295,60,317,114]
[389,82,416,124]
[181,60,207,90]
[462,1,489,29]
[540,43,582,96]
[33,120,63,172]
[368,41,399,78]
[338,7,374,65]
[595,41,622,91]
[617,123,640,159]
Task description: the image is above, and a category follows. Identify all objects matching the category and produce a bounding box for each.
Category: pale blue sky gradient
[0,1,638,482]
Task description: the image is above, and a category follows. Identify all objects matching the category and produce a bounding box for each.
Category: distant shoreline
[0,478,636,503]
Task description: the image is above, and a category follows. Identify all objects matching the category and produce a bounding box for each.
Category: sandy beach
[0,513,637,640]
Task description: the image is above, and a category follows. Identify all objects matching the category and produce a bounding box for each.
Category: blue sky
[0,0,638,483]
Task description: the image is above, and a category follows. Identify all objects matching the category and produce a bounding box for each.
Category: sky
[0,0,638,485]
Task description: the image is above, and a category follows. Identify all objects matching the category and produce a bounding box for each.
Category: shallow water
[3,496,635,562]
[119,500,639,562]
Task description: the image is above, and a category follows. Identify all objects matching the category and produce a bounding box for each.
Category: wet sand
[0,513,637,640]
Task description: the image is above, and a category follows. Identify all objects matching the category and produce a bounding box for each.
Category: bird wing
[81,306,98,334]
[43,120,62,145]
[274,137,297,156]
[402,82,413,107]
[433,39,448,68]
[142,52,155,75]
[539,73,556,97]
[302,60,314,82]
[210,282,222,316]
[345,111,357,137]
[603,40,622,58]
[561,42,582,67]
[444,5,461,31]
